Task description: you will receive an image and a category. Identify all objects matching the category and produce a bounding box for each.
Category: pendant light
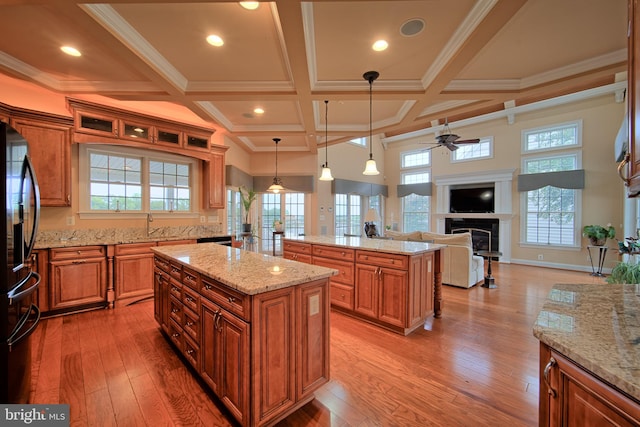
[319,100,334,181]
[362,70,380,175]
[268,137,285,193]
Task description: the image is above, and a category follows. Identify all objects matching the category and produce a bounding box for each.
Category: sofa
[383,230,484,288]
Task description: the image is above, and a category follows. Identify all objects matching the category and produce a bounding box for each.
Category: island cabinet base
[539,343,640,426]
[153,254,330,427]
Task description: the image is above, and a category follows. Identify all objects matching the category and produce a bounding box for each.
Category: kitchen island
[151,242,337,427]
[283,235,445,335]
[534,283,640,425]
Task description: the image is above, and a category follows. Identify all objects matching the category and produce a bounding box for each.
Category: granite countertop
[285,235,447,255]
[533,283,640,400]
[151,242,337,295]
[35,225,228,249]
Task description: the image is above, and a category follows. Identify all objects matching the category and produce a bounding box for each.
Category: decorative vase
[275,223,284,232]
[242,223,251,233]
[589,237,606,246]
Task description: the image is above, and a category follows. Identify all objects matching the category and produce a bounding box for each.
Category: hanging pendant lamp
[319,100,334,181]
[362,70,380,176]
[268,137,285,193]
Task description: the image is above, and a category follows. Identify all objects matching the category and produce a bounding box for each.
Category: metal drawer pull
[186,349,194,355]
[72,260,87,264]
[227,296,236,303]
[172,332,180,338]
[204,284,212,291]
[543,357,557,398]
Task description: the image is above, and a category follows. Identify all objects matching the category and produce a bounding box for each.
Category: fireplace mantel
[433,168,516,262]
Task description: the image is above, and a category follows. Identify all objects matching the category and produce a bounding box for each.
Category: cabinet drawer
[201,277,250,321]
[183,267,200,291]
[313,256,353,286]
[169,295,183,324]
[284,252,312,264]
[155,256,171,273]
[169,278,182,300]
[356,250,408,270]
[313,245,355,262]
[283,241,311,255]
[183,307,199,342]
[182,286,200,314]
[183,335,200,371]
[168,319,184,350]
[331,283,354,310]
[169,262,182,280]
[50,245,106,261]
[115,242,156,256]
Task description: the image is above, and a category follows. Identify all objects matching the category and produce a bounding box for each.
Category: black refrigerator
[0,122,41,403]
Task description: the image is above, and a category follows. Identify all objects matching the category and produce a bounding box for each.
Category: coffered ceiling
[0,0,628,153]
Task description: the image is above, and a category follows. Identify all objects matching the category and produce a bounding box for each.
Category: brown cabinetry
[153,253,329,427]
[539,342,640,426]
[311,245,355,310]
[11,115,72,206]
[114,242,155,304]
[49,246,107,311]
[203,147,227,209]
[283,241,312,263]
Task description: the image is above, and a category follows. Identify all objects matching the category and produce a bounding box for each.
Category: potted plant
[607,261,640,284]
[240,186,257,233]
[582,224,616,246]
[273,219,284,232]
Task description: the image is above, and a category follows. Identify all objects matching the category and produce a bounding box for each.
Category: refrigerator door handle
[7,271,40,305]
[7,303,40,352]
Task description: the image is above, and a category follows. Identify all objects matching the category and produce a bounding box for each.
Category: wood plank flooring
[28,263,606,426]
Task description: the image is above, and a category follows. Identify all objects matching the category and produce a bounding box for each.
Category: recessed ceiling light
[206,34,224,47]
[372,40,388,52]
[60,46,81,57]
[254,107,264,115]
[239,2,259,10]
[400,18,425,37]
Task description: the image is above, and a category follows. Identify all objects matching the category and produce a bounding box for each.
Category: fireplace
[445,218,499,253]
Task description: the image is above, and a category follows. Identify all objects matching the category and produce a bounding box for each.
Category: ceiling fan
[420,119,480,151]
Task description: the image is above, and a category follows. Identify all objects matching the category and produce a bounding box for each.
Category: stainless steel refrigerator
[0,122,41,403]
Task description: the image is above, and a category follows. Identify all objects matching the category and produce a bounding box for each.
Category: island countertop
[533,283,640,400]
[151,242,337,295]
[284,235,447,255]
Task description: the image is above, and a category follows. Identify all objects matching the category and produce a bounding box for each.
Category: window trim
[521,120,582,154]
[400,149,431,170]
[78,144,200,220]
[450,137,493,163]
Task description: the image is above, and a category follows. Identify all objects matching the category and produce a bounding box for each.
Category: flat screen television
[449,186,495,213]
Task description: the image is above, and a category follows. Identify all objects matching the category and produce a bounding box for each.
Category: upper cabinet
[626,0,640,195]
[68,98,216,159]
[10,111,72,207]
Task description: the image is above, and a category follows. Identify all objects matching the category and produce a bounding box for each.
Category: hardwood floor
[28,263,606,426]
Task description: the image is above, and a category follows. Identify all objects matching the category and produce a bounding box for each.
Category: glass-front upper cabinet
[185,131,210,152]
[76,112,117,138]
[121,121,152,142]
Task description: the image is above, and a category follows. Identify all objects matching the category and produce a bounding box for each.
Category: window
[335,194,362,236]
[452,137,493,162]
[522,122,581,246]
[402,172,430,232]
[400,149,430,232]
[80,145,198,216]
[349,137,367,147]
[226,188,242,235]
[523,121,581,153]
[259,192,306,253]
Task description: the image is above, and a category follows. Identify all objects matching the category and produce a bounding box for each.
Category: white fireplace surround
[434,169,516,262]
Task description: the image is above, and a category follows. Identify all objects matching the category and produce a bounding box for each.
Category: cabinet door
[50,258,107,310]
[354,264,378,318]
[218,309,249,425]
[201,298,222,394]
[11,118,71,206]
[153,268,165,324]
[203,149,226,209]
[378,267,407,328]
[115,253,155,302]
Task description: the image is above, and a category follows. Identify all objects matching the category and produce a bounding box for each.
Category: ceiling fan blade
[453,138,480,145]
[444,143,459,151]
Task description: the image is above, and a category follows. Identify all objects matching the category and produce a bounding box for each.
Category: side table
[586,245,608,277]
[272,231,285,256]
[476,250,502,289]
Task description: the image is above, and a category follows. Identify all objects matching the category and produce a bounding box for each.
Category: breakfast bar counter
[151,243,337,427]
[283,235,446,335]
[534,283,640,425]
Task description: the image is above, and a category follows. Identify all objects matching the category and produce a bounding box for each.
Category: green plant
[239,186,257,224]
[607,261,640,284]
[582,224,616,240]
